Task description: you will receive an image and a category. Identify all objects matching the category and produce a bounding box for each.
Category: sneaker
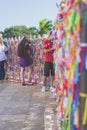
[45,86,50,91]
[41,87,45,92]
[50,87,55,93]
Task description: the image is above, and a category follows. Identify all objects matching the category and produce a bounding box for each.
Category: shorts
[44,62,55,77]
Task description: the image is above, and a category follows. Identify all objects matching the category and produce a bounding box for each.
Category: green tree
[38,18,53,36]
[3,25,29,38]
[3,25,39,38]
[2,18,53,38]
[28,27,38,36]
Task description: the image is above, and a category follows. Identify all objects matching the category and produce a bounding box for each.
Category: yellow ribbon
[79,93,87,125]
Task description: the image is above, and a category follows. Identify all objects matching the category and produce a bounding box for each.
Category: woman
[0,33,8,83]
[17,37,33,86]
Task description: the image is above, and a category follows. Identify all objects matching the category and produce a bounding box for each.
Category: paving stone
[0,82,56,130]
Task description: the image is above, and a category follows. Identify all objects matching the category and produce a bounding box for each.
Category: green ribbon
[64,94,72,130]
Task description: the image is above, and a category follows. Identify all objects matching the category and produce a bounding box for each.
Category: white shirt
[0,44,8,61]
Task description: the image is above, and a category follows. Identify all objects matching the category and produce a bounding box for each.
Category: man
[42,31,55,92]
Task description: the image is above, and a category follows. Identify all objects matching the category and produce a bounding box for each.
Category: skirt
[19,57,33,67]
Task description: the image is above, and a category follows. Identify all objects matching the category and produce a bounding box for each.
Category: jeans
[0,60,5,80]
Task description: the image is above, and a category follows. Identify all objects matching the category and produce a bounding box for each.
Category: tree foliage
[3,25,38,38]
[2,19,53,38]
[38,18,53,36]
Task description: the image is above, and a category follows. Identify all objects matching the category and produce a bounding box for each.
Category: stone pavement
[0,81,57,130]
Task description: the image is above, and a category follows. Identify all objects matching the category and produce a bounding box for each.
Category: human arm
[4,45,8,52]
[43,38,55,53]
[44,48,55,53]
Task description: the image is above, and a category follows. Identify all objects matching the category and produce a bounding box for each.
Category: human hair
[0,39,3,45]
[17,37,29,58]
[0,33,3,45]
[0,33,2,38]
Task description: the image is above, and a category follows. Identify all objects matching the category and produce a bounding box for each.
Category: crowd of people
[0,32,56,92]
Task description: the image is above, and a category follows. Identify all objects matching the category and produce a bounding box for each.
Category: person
[0,33,8,83]
[17,37,33,86]
[41,31,55,92]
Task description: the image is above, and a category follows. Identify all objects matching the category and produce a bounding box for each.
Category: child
[42,31,55,92]
[17,37,33,86]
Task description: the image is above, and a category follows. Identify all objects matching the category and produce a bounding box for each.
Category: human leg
[41,75,47,92]
[50,75,55,92]
[20,67,25,85]
[50,75,54,87]
[43,75,47,86]
[28,65,32,82]
[50,63,55,92]
[41,62,50,92]
[0,61,5,82]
